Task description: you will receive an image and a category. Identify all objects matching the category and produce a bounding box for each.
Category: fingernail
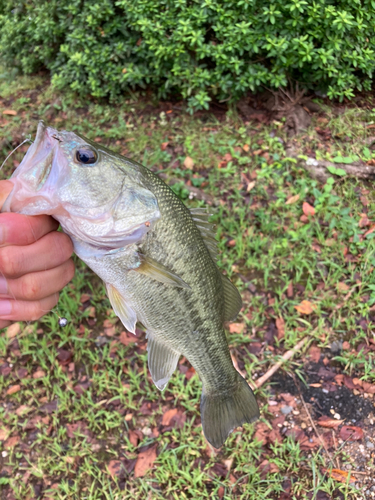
[0,277,8,295]
[0,300,12,316]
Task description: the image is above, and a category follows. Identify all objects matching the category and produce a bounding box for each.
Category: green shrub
[1,0,375,110]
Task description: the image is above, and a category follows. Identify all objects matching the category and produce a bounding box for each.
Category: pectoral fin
[135,254,190,289]
[106,284,137,334]
[221,274,242,322]
[146,333,180,390]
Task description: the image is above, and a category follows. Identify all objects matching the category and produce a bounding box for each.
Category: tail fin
[201,374,259,448]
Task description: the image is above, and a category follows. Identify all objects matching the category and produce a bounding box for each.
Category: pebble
[366,440,375,450]
[322,389,329,394]
[1,451,8,458]
[334,413,341,420]
[281,405,293,415]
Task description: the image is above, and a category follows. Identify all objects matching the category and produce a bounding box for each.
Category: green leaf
[326,165,347,176]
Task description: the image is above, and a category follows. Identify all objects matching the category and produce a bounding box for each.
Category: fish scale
[2,121,260,448]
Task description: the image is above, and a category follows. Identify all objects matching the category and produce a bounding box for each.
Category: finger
[0,231,74,279]
[0,294,60,322]
[0,213,59,247]
[0,320,11,330]
[1,259,75,301]
[0,180,15,209]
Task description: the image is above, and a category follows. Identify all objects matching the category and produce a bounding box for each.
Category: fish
[2,121,259,448]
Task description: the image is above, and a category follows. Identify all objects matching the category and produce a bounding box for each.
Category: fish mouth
[1,121,64,214]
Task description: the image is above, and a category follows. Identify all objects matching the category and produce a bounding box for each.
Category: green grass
[0,69,374,499]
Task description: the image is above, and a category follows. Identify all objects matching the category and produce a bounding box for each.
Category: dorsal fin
[190,208,218,260]
[221,274,242,322]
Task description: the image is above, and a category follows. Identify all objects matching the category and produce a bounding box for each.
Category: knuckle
[65,259,75,282]
[20,274,41,301]
[0,247,19,276]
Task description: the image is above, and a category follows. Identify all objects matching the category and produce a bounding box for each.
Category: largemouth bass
[3,121,259,447]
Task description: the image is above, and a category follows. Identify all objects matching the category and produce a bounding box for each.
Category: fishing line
[0,138,33,171]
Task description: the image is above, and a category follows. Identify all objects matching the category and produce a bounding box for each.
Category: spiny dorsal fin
[190,208,218,260]
[106,284,137,333]
[146,332,180,391]
[135,254,190,289]
[221,274,242,322]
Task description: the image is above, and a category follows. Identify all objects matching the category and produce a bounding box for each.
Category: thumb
[0,180,15,211]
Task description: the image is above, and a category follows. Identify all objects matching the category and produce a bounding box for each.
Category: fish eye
[75,148,98,165]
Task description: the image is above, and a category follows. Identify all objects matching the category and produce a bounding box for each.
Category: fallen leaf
[185,366,195,380]
[223,153,232,162]
[64,456,75,464]
[242,144,249,152]
[128,430,139,447]
[107,460,124,479]
[285,194,300,205]
[80,293,91,303]
[134,446,157,478]
[294,300,316,315]
[359,214,371,228]
[339,425,364,441]
[309,383,322,388]
[183,156,194,169]
[325,468,356,484]
[337,282,350,292]
[275,317,285,340]
[162,408,178,426]
[125,413,133,421]
[6,322,21,339]
[317,415,344,428]
[4,435,20,448]
[302,201,315,216]
[161,142,169,151]
[119,330,136,345]
[229,323,244,334]
[3,109,17,116]
[258,459,280,477]
[308,345,321,362]
[364,224,375,237]
[33,370,46,379]
[0,428,10,441]
[246,181,256,192]
[7,384,21,395]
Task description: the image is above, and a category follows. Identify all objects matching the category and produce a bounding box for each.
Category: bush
[1,0,375,110]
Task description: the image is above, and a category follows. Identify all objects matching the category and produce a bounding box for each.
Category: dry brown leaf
[275,317,285,340]
[229,323,244,334]
[64,456,75,464]
[124,413,133,421]
[340,425,364,441]
[302,201,315,216]
[161,142,169,151]
[308,345,321,362]
[33,370,46,379]
[364,225,375,237]
[6,322,21,339]
[119,331,136,345]
[317,415,344,428]
[325,468,356,484]
[134,446,157,478]
[183,156,194,169]
[359,214,371,228]
[4,435,20,448]
[107,460,123,479]
[3,109,17,116]
[7,384,21,395]
[309,383,322,388]
[337,282,350,292]
[161,408,178,426]
[294,300,316,315]
[0,427,10,441]
[242,144,249,152]
[246,181,256,192]
[285,194,300,205]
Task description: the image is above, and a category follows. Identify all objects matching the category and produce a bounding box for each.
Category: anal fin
[106,284,137,334]
[147,333,180,391]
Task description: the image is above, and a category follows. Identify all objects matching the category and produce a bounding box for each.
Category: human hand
[0,180,75,329]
